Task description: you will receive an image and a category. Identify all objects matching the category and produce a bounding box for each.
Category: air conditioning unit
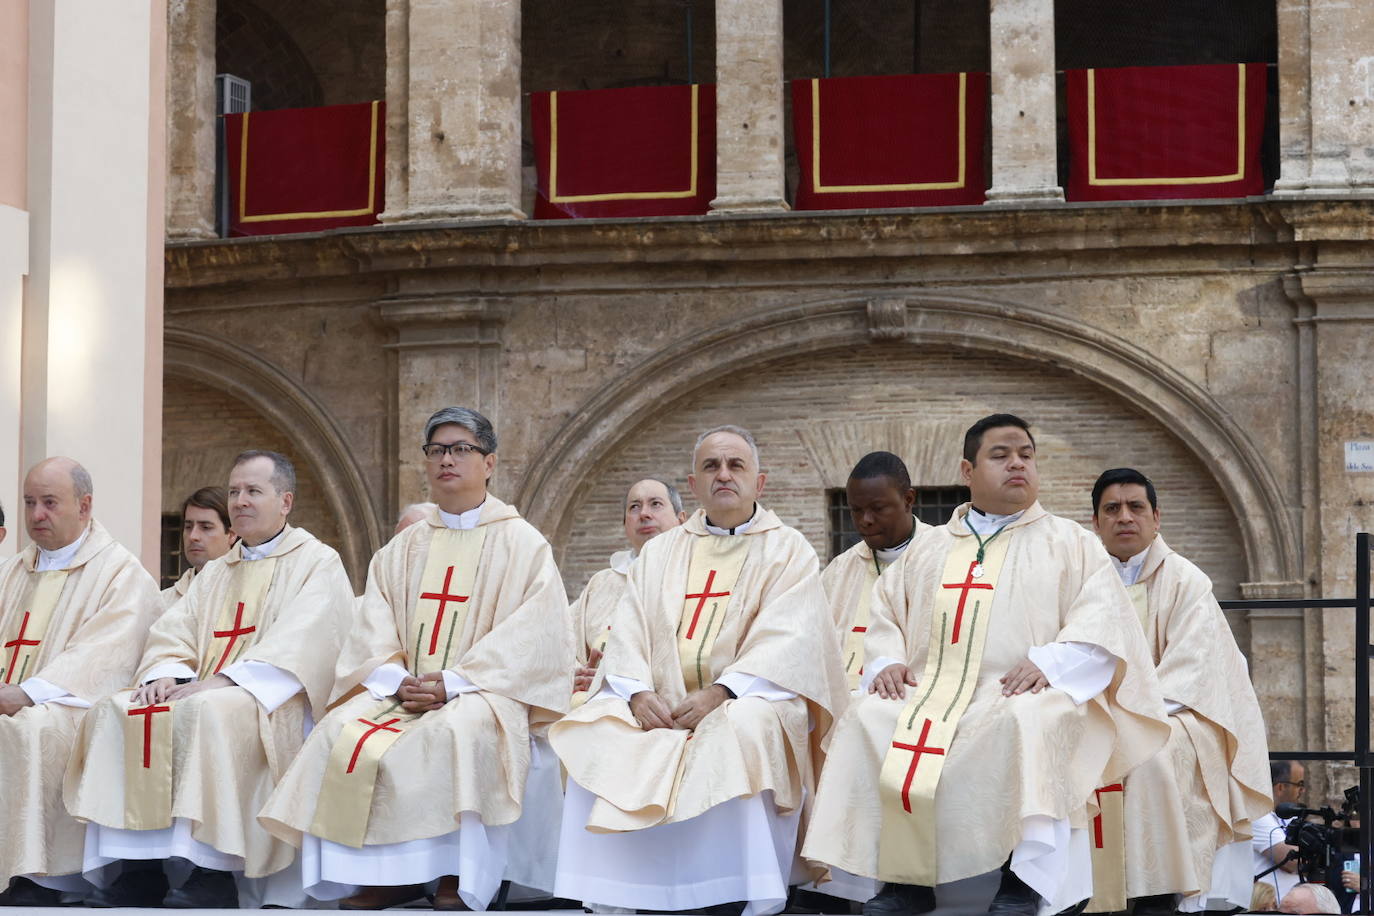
[214,75,252,237]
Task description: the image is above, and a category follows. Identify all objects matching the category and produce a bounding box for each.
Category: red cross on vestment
[419,566,470,655]
[127,703,172,769]
[941,561,993,644]
[211,602,257,674]
[345,717,403,774]
[683,570,731,639]
[1092,783,1124,848]
[2,612,40,684]
[891,718,946,813]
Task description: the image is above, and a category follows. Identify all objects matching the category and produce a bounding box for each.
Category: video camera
[1273,786,1362,884]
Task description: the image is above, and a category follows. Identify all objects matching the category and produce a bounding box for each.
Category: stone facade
[160,1,1374,804]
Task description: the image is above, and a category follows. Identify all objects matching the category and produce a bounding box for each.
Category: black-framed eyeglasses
[1277,780,1306,789]
[421,442,489,461]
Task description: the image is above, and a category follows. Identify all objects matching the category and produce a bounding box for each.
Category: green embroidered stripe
[906,612,947,729]
[440,612,459,669]
[942,598,983,723]
[413,623,426,673]
[694,603,720,690]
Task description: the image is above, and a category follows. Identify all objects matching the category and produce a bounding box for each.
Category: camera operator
[1254,761,1305,903]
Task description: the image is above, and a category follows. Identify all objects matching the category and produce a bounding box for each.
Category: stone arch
[517,294,1300,590]
[164,327,382,586]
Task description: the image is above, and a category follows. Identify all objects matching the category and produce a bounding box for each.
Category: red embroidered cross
[419,567,470,655]
[1092,783,1124,848]
[127,703,172,769]
[891,718,946,813]
[345,717,403,774]
[683,570,731,639]
[2,612,40,684]
[941,561,993,643]
[211,602,257,674]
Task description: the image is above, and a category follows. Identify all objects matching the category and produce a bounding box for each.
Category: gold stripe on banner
[811,73,967,193]
[0,571,68,686]
[843,563,881,690]
[198,557,277,676]
[122,695,176,829]
[548,85,701,203]
[1085,783,1127,912]
[677,535,750,692]
[1087,63,1246,186]
[238,100,380,222]
[409,528,486,677]
[876,529,1014,885]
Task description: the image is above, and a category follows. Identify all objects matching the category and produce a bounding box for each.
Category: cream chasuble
[1092,536,1272,910]
[259,496,573,855]
[550,506,848,850]
[801,503,1169,897]
[160,569,194,611]
[0,521,160,883]
[568,551,631,708]
[63,527,353,878]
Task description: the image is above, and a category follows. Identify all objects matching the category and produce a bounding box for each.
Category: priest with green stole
[802,414,1170,916]
[64,450,354,908]
[0,458,160,906]
[570,477,687,704]
[259,407,574,911]
[1084,468,1271,916]
[551,425,849,916]
[161,486,237,610]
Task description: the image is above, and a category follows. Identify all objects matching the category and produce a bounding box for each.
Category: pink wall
[0,0,28,210]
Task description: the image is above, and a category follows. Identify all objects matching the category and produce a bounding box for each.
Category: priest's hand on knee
[166,673,233,701]
[629,689,678,730]
[398,673,446,713]
[573,648,603,693]
[670,685,729,730]
[999,658,1048,696]
[870,663,918,699]
[0,685,34,716]
[131,677,178,706]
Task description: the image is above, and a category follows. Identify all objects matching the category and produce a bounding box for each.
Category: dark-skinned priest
[551,425,848,916]
[259,406,574,911]
[1083,469,1270,915]
[64,450,354,908]
[801,414,1170,916]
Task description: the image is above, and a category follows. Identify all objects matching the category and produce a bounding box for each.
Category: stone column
[709,0,788,213]
[165,0,216,240]
[984,0,1063,204]
[1276,0,1374,194]
[376,296,506,515]
[380,0,524,223]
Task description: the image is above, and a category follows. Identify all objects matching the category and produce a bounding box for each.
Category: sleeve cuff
[1164,698,1187,714]
[221,660,303,714]
[715,671,796,702]
[143,662,197,684]
[1027,641,1116,706]
[860,656,906,695]
[606,674,651,703]
[19,677,91,709]
[362,662,410,700]
[441,670,480,701]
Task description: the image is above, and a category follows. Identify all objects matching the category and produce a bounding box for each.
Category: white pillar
[710,0,789,213]
[165,0,216,240]
[985,0,1064,204]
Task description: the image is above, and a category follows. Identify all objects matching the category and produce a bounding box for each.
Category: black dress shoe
[163,867,239,909]
[700,903,746,916]
[987,866,1039,915]
[862,883,937,916]
[87,865,170,908]
[1131,894,1180,915]
[0,877,63,907]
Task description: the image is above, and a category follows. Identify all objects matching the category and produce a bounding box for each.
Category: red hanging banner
[224,100,385,236]
[1066,63,1267,202]
[791,72,988,210]
[530,84,716,219]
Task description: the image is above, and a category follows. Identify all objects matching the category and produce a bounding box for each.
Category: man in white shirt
[1253,761,1306,904]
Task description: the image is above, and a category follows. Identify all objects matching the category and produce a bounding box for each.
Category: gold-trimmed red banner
[791,72,988,210]
[530,84,716,219]
[224,100,385,236]
[1066,63,1267,202]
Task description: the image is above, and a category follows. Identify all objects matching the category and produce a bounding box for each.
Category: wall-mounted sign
[1346,441,1374,473]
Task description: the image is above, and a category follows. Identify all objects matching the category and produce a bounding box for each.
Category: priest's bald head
[624,478,687,551]
[23,457,94,552]
[689,425,765,530]
[422,406,497,515]
[959,413,1038,515]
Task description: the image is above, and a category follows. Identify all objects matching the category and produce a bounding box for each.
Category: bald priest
[802,414,1170,916]
[0,458,161,905]
[552,425,849,916]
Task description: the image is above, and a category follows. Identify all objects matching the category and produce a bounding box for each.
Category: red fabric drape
[1066,63,1267,202]
[224,100,385,236]
[791,72,988,210]
[530,84,716,219]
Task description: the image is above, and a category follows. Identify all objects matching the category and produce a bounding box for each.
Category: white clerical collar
[873,516,919,565]
[966,505,1025,536]
[704,505,757,536]
[439,500,484,530]
[610,549,635,575]
[241,525,288,561]
[1111,546,1150,587]
[36,524,90,571]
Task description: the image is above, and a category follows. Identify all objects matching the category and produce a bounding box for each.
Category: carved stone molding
[866,298,908,341]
